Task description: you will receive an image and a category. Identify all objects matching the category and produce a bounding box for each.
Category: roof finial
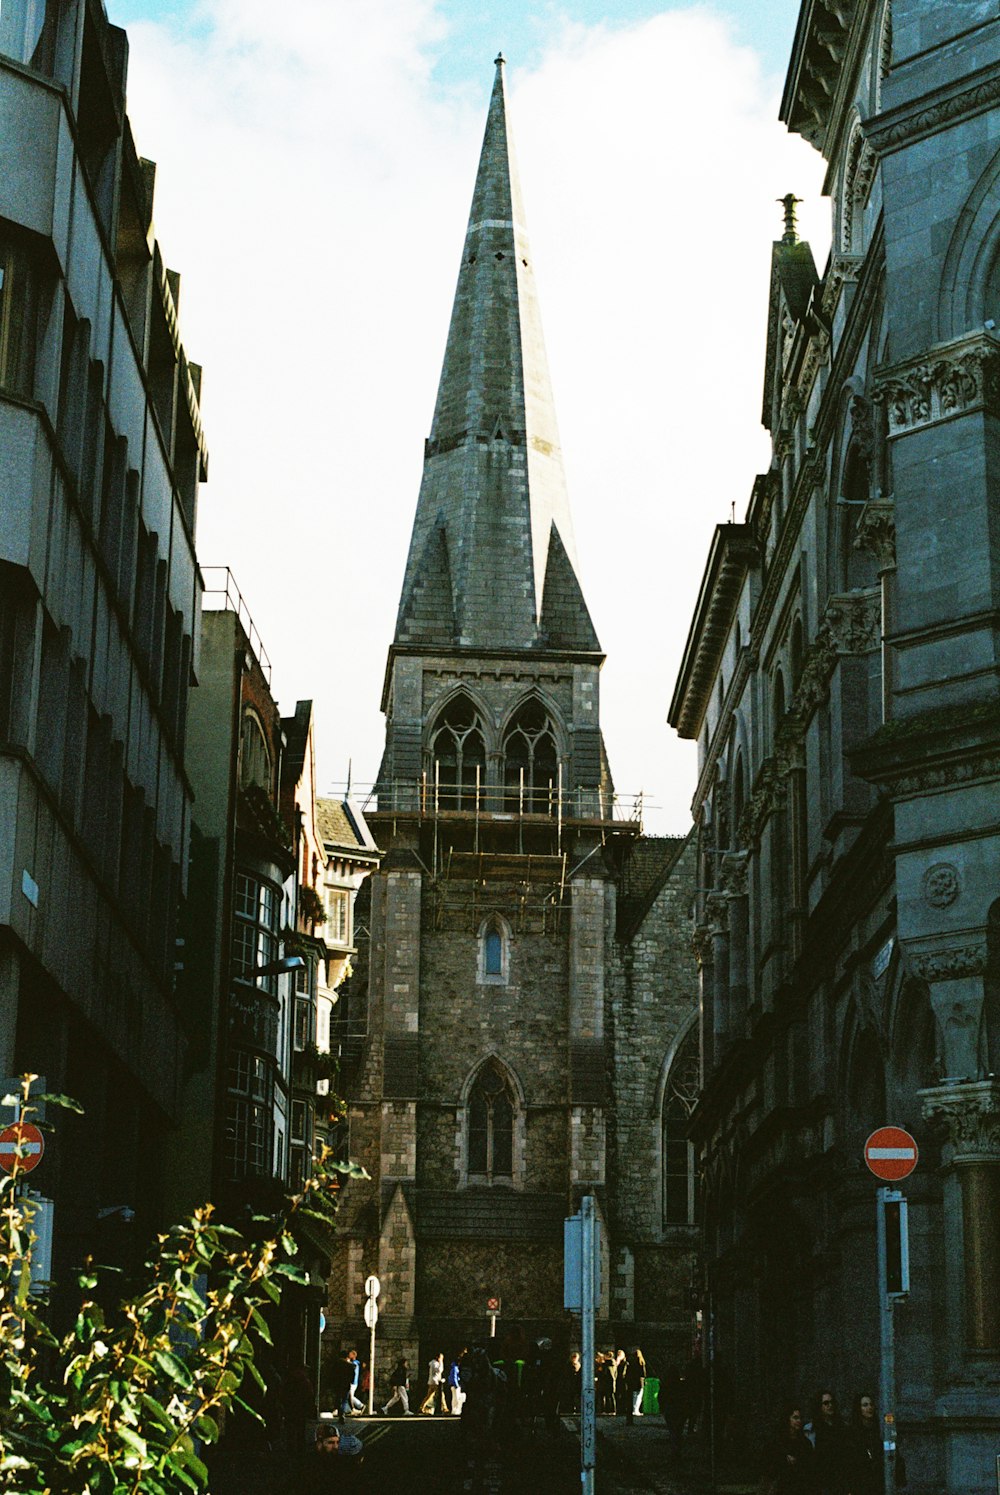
[778,193,803,245]
[494,51,505,69]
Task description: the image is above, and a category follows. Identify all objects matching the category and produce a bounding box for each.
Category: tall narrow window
[468,1061,514,1182]
[662,1029,700,1227]
[502,699,558,814]
[428,694,486,810]
[478,918,508,984]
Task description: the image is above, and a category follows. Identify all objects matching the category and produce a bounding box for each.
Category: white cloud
[118,2,828,829]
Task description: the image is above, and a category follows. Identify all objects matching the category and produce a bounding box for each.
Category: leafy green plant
[0,1076,366,1493]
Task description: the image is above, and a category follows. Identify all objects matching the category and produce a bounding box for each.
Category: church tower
[328,58,647,1370]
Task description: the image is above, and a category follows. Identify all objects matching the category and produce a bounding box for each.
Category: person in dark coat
[811,1390,849,1495]
[623,1348,646,1425]
[759,1402,817,1494]
[847,1392,883,1495]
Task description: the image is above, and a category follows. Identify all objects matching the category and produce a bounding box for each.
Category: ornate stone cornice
[919,1079,1000,1165]
[854,495,895,569]
[874,331,1000,436]
[866,64,1000,158]
[907,938,988,985]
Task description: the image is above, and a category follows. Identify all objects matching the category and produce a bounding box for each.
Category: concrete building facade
[0,0,206,1290]
[326,60,699,1392]
[669,2,1000,1488]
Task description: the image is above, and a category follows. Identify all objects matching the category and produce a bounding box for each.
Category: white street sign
[364,1274,381,1299]
[364,1297,378,1330]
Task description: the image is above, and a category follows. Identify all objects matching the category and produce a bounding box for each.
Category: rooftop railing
[201,566,272,684]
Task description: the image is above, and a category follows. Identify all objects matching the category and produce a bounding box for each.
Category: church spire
[393,58,599,655]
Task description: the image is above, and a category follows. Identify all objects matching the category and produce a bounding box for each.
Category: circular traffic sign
[364,1275,381,1299]
[363,1297,379,1330]
[0,1121,44,1175]
[865,1126,918,1181]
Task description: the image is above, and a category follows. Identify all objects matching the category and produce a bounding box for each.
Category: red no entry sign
[865,1126,918,1181]
[0,1121,45,1174]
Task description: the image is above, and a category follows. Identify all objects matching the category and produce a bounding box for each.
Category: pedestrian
[564,1350,582,1414]
[381,1357,412,1416]
[345,1350,364,1414]
[811,1389,849,1495]
[596,1352,615,1414]
[847,1392,883,1495]
[447,1351,465,1415]
[330,1351,356,1421]
[662,1362,685,1451]
[759,1401,816,1494]
[624,1347,646,1424]
[420,1351,446,1414]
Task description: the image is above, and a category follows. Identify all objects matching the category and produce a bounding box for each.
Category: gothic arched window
[662,1027,700,1228]
[240,709,272,794]
[468,1061,514,1182]
[502,698,558,814]
[477,915,510,984]
[428,693,486,810]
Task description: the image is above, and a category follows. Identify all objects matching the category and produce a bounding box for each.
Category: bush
[0,1076,365,1492]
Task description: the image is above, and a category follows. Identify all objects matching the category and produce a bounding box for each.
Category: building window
[327,889,350,944]
[294,992,314,1052]
[477,916,509,985]
[502,698,558,814]
[233,872,279,991]
[240,709,272,794]
[662,1029,700,1228]
[0,1,57,76]
[468,1060,514,1182]
[225,1049,271,1180]
[428,693,486,809]
[0,228,39,397]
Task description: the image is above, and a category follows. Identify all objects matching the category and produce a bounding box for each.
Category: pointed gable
[762,234,820,432]
[538,522,600,651]
[395,519,456,646]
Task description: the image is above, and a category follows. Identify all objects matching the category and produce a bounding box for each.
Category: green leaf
[271,1262,307,1283]
[152,1349,194,1389]
[116,1423,148,1458]
[231,1394,264,1425]
[35,1091,85,1114]
[247,1307,272,1346]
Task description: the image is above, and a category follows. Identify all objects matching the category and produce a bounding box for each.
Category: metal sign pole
[876,1187,897,1495]
[364,1275,380,1417]
[581,1194,596,1495]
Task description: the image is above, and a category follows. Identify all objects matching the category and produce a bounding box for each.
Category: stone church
[669,0,1000,1489]
[324,59,699,1385]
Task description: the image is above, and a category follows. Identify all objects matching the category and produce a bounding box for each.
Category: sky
[105,0,830,833]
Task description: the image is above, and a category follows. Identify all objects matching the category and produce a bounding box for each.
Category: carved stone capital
[737,758,786,847]
[720,851,750,898]
[874,332,1000,435]
[907,938,988,984]
[704,892,730,935]
[823,587,881,654]
[791,628,838,717]
[854,495,895,569]
[692,924,714,969]
[919,1079,1000,1165]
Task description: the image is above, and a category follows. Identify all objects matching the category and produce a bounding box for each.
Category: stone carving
[692,923,714,968]
[705,892,730,935]
[919,1079,1000,1165]
[737,758,786,848]
[875,333,1000,433]
[720,851,750,898]
[868,74,1000,155]
[821,255,863,318]
[791,628,838,717]
[854,495,895,569]
[922,861,961,909]
[824,588,881,654]
[885,750,1000,800]
[909,940,987,983]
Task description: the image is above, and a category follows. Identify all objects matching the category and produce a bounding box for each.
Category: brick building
[669,1,1000,1487]
[325,59,698,1391]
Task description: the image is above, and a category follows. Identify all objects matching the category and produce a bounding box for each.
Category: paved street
[209,1414,758,1494]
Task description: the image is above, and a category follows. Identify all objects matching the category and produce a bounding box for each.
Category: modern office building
[0,0,206,1289]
